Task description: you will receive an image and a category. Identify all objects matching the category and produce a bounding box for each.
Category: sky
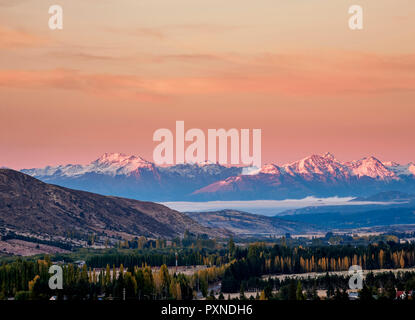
[0,0,414,169]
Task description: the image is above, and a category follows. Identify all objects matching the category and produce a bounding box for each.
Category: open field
[261,267,415,281]
[0,239,70,256]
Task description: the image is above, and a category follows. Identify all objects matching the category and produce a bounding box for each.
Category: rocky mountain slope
[0,169,221,240]
[192,153,415,200]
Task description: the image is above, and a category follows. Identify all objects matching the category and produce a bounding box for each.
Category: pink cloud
[0,69,166,101]
[0,26,48,49]
[0,52,413,101]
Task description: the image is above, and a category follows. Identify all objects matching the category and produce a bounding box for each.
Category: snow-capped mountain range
[21,152,415,201]
[25,153,157,177]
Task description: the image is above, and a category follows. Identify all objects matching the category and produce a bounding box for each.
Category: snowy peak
[21,164,83,178]
[276,153,408,181]
[159,161,243,179]
[282,153,350,180]
[22,153,155,178]
[347,156,397,180]
[95,153,151,166]
[382,161,400,167]
[259,164,281,175]
[323,152,336,161]
[19,152,415,201]
[21,152,414,182]
[383,161,415,177]
[191,154,415,201]
[92,153,154,175]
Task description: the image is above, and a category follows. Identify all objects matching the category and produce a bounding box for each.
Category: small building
[348,292,359,300]
[74,260,86,268]
[396,290,414,300]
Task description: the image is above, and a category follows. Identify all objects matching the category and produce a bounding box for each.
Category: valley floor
[261,267,415,282]
[0,239,70,256]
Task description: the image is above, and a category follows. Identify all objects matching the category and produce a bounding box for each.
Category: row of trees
[244,271,415,301]
[222,241,415,292]
[85,248,228,269]
[2,240,415,299]
[122,232,218,250]
[0,255,226,300]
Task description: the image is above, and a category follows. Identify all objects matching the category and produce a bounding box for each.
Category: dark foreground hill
[0,169,221,240]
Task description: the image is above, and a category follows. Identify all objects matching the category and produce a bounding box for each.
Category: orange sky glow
[1,0,415,169]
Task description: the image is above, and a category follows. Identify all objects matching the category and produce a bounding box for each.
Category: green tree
[359,285,374,301]
[228,238,236,260]
[159,264,171,298]
[296,281,304,300]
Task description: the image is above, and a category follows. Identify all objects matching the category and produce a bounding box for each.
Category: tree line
[235,271,415,301]
[0,256,226,300]
[222,241,415,292]
[86,248,228,269]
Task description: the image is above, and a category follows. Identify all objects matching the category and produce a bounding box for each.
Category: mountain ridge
[19,152,415,201]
